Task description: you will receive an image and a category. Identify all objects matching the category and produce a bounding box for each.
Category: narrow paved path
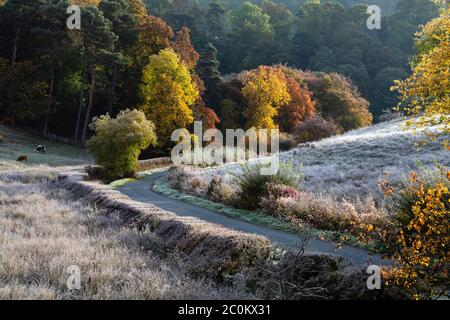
[119,172,385,266]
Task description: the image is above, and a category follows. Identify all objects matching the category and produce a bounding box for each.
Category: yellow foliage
[370,167,450,299]
[87,109,157,180]
[242,66,291,129]
[140,48,199,146]
[393,8,450,142]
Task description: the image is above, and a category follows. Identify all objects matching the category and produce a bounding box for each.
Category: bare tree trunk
[81,69,96,144]
[74,63,86,141]
[43,65,55,136]
[12,28,19,65]
[108,62,117,115]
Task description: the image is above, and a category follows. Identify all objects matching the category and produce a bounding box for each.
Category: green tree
[73,5,118,143]
[196,42,222,109]
[0,0,47,64]
[99,0,138,115]
[206,0,227,41]
[87,109,157,180]
[33,0,72,135]
[228,2,274,71]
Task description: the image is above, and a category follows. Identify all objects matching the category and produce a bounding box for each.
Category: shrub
[87,109,157,181]
[234,162,302,210]
[180,175,210,197]
[168,166,211,197]
[167,166,192,189]
[207,176,240,205]
[261,188,389,235]
[373,166,450,299]
[293,116,340,144]
[279,133,297,151]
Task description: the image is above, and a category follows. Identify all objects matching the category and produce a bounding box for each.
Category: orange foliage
[171,27,200,71]
[277,77,315,133]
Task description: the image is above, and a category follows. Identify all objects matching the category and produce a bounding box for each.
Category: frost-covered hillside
[196,118,450,201]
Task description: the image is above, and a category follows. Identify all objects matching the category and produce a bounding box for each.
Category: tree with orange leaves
[277,77,315,133]
[171,27,200,71]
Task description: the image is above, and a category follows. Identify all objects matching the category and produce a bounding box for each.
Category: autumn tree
[136,15,173,61]
[194,101,220,130]
[303,71,372,131]
[171,26,200,71]
[277,77,315,133]
[139,48,199,146]
[242,66,291,129]
[393,6,450,141]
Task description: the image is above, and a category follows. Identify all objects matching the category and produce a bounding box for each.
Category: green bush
[87,109,157,181]
[234,162,302,210]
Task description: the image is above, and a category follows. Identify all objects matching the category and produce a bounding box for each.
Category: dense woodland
[0,0,441,152]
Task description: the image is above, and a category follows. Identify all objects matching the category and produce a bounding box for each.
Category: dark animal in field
[2,116,15,126]
[17,155,28,162]
[37,145,46,154]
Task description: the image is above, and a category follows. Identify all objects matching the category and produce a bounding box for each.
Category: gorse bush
[373,166,450,299]
[234,162,302,210]
[87,109,157,181]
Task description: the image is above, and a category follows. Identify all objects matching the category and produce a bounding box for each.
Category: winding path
[118,171,385,266]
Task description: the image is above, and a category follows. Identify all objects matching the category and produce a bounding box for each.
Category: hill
[197,118,450,201]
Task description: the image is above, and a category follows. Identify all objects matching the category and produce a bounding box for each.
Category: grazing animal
[37,145,46,154]
[17,155,28,162]
[2,116,15,126]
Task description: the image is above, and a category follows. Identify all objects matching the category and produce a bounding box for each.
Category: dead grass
[0,183,251,300]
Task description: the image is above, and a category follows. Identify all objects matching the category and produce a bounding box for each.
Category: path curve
[119,172,385,266]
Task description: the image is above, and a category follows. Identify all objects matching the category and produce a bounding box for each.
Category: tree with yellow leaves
[242,66,291,129]
[393,5,450,143]
[374,167,450,299]
[140,48,199,146]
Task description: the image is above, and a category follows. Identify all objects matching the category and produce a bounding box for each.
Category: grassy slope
[196,118,450,200]
[0,125,92,168]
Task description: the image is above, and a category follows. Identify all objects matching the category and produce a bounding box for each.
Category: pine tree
[99,0,138,115]
[196,42,222,110]
[73,5,118,143]
[33,0,72,135]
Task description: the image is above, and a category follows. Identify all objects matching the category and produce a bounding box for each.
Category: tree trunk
[43,65,55,136]
[12,28,19,65]
[81,69,96,144]
[108,62,117,115]
[74,63,86,140]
